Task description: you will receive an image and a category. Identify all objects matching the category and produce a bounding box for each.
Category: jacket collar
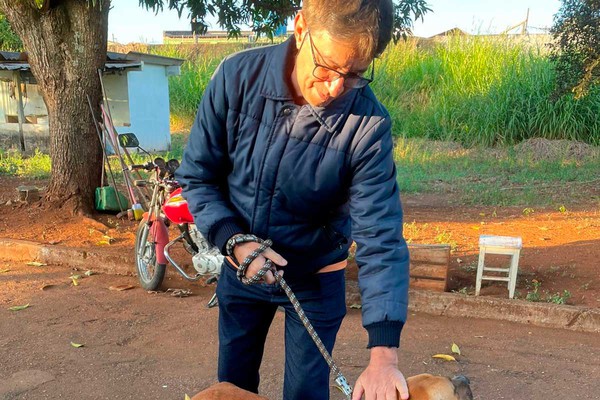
[260,36,359,134]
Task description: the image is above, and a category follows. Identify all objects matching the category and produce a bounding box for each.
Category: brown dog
[191,374,473,400]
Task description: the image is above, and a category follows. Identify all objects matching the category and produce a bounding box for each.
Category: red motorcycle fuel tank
[162,188,194,224]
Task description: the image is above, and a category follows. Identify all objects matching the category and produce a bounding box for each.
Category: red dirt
[1,175,600,399]
[1,261,599,399]
[0,175,599,308]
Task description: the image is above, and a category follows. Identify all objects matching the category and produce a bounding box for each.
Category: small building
[0,51,184,153]
[163,29,293,44]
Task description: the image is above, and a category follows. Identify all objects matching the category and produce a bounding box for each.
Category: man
[176,1,410,399]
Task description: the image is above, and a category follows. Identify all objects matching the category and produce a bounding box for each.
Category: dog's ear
[451,375,473,400]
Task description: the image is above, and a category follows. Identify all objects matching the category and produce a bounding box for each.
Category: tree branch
[0,0,40,29]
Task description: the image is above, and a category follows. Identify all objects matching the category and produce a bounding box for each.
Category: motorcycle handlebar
[128,163,152,171]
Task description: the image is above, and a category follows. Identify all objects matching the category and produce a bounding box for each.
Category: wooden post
[14,72,26,152]
[522,8,530,35]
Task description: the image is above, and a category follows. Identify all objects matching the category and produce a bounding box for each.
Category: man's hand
[352,347,409,400]
[232,241,287,284]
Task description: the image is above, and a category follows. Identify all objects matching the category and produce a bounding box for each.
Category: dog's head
[407,374,473,400]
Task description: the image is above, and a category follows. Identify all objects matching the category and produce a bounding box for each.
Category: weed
[524,279,572,304]
[460,262,478,273]
[452,287,470,295]
[522,207,535,217]
[525,279,542,302]
[403,221,422,241]
[558,204,568,213]
[547,290,572,305]
[434,227,458,252]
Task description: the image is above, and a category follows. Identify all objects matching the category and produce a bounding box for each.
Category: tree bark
[0,0,109,215]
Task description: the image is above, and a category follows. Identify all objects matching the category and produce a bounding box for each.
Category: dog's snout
[451,375,470,385]
[451,375,473,400]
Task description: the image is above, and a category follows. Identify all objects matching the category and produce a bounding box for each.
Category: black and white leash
[274,271,353,398]
[227,234,353,399]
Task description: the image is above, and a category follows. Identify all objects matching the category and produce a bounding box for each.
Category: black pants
[216,261,346,400]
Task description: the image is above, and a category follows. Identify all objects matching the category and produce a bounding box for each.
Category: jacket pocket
[322,224,349,250]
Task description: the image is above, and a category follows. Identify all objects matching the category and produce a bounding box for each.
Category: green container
[95,186,129,212]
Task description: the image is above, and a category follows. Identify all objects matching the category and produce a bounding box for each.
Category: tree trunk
[0,1,109,215]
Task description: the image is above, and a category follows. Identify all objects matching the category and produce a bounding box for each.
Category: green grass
[2,135,598,208]
[393,138,600,206]
[0,149,51,179]
[372,36,600,146]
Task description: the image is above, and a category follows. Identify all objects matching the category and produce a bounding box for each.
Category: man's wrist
[210,217,246,255]
[369,346,398,367]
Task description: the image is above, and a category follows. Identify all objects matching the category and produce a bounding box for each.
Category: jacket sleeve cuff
[208,217,246,255]
[365,321,404,348]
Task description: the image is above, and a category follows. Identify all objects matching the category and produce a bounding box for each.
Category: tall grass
[373,36,600,146]
[151,44,247,128]
[156,36,600,146]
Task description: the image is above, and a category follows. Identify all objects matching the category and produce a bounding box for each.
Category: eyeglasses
[304,30,374,89]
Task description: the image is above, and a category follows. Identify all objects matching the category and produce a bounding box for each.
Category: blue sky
[108,0,562,44]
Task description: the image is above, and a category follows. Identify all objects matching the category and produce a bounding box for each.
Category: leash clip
[335,373,353,398]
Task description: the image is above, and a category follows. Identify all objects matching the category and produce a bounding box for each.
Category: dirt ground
[0,175,598,308]
[1,262,599,399]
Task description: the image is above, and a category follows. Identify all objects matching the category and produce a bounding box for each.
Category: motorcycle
[120,133,223,307]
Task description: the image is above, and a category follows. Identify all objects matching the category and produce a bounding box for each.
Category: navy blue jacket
[176,37,409,348]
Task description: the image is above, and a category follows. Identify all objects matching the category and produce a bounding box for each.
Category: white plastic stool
[475,235,522,299]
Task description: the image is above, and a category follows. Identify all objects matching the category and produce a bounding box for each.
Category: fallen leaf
[451,343,461,355]
[185,395,191,400]
[432,354,456,362]
[97,240,111,246]
[538,226,549,231]
[84,270,94,277]
[471,226,480,230]
[166,288,192,297]
[48,240,62,245]
[479,213,485,217]
[70,342,84,348]
[8,304,30,311]
[26,261,47,267]
[456,258,462,264]
[71,276,79,286]
[0,268,10,273]
[349,304,362,309]
[109,284,135,291]
[540,237,550,241]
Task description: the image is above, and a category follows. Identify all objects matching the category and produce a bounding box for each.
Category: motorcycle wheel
[134,220,166,291]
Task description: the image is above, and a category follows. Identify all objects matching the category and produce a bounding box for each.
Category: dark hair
[302,0,394,60]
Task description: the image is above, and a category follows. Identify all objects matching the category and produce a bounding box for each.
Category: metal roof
[0,63,30,71]
[0,51,182,72]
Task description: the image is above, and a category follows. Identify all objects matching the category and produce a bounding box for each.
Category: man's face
[292,15,373,107]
